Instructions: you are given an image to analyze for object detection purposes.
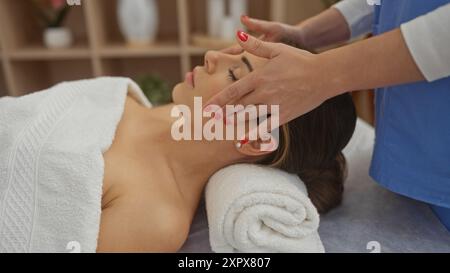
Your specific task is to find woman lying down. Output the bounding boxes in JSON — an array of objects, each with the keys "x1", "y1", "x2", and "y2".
[{"x1": 0, "y1": 48, "x2": 356, "y2": 253}]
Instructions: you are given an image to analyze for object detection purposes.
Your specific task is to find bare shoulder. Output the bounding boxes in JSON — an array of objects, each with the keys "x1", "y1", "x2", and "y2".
[{"x1": 97, "y1": 190, "x2": 191, "y2": 253}]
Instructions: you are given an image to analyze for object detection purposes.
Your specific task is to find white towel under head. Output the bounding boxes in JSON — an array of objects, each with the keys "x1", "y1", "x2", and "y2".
[{"x1": 206, "y1": 164, "x2": 325, "y2": 253}]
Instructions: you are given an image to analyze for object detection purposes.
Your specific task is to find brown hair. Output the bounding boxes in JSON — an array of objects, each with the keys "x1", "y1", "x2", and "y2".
[{"x1": 260, "y1": 93, "x2": 357, "y2": 214}]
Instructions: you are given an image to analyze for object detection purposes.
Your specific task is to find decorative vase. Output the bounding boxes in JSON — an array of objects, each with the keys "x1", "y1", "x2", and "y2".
[
  {"x1": 117, "y1": 0, "x2": 159, "y2": 46},
  {"x1": 220, "y1": 16, "x2": 235, "y2": 41},
  {"x1": 230, "y1": 0, "x2": 248, "y2": 32},
  {"x1": 207, "y1": 0, "x2": 248, "y2": 39},
  {"x1": 207, "y1": 0, "x2": 225, "y2": 38},
  {"x1": 43, "y1": 27, "x2": 73, "y2": 49}
]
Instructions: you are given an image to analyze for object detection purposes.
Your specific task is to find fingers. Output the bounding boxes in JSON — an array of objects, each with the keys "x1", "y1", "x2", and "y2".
[
  {"x1": 225, "y1": 93, "x2": 265, "y2": 120},
  {"x1": 221, "y1": 44, "x2": 244, "y2": 55},
  {"x1": 222, "y1": 16, "x2": 278, "y2": 55},
  {"x1": 241, "y1": 15, "x2": 273, "y2": 34},
  {"x1": 236, "y1": 31, "x2": 281, "y2": 59},
  {"x1": 225, "y1": 104, "x2": 271, "y2": 125},
  {"x1": 203, "y1": 72, "x2": 259, "y2": 112},
  {"x1": 238, "y1": 115, "x2": 281, "y2": 152}
]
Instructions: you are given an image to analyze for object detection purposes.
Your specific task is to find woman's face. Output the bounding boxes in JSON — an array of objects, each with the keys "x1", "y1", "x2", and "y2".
[{"x1": 172, "y1": 51, "x2": 267, "y2": 107}]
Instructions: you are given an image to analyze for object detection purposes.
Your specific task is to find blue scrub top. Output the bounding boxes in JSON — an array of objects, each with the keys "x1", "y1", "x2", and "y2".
[{"x1": 370, "y1": 0, "x2": 450, "y2": 208}]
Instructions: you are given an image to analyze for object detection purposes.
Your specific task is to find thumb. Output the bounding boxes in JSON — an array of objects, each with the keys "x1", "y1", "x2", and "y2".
[
  {"x1": 236, "y1": 31, "x2": 280, "y2": 59},
  {"x1": 241, "y1": 15, "x2": 272, "y2": 34}
]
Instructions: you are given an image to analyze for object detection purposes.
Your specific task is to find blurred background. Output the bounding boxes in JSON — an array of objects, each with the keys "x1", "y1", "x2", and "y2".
[{"x1": 0, "y1": 0, "x2": 373, "y2": 124}]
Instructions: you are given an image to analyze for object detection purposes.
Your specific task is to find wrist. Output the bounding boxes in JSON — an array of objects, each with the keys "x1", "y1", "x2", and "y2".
[
  {"x1": 295, "y1": 23, "x2": 313, "y2": 50},
  {"x1": 296, "y1": 8, "x2": 352, "y2": 50},
  {"x1": 280, "y1": 24, "x2": 309, "y2": 50},
  {"x1": 316, "y1": 51, "x2": 350, "y2": 98}
]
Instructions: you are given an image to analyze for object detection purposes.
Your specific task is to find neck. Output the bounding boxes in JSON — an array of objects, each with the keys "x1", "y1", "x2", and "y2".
[{"x1": 139, "y1": 104, "x2": 244, "y2": 214}]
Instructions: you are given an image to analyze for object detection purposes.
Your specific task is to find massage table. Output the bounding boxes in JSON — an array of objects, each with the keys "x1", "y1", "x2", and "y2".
[{"x1": 180, "y1": 119, "x2": 450, "y2": 253}]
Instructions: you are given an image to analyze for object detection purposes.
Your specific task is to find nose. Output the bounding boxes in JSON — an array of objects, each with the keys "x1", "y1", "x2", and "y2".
[{"x1": 204, "y1": 51, "x2": 219, "y2": 74}]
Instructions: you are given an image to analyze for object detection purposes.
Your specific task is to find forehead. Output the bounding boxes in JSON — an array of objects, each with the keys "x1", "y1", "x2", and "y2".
[{"x1": 241, "y1": 52, "x2": 268, "y2": 69}]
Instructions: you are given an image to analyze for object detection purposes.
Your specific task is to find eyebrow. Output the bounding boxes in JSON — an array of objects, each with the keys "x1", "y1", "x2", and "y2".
[{"x1": 242, "y1": 57, "x2": 253, "y2": 72}]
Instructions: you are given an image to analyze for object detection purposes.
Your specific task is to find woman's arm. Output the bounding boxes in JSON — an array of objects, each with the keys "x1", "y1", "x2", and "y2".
[
  {"x1": 333, "y1": 0, "x2": 375, "y2": 39},
  {"x1": 400, "y1": 3, "x2": 450, "y2": 82},
  {"x1": 205, "y1": 28, "x2": 424, "y2": 127},
  {"x1": 225, "y1": 6, "x2": 353, "y2": 54},
  {"x1": 295, "y1": 8, "x2": 352, "y2": 50},
  {"x1": 206, "y1": 4, "x2": 450, "y2": 127},
  {"x1": 322, "y1": 28, "x2": 425, "y2": 97},
  {"x1": 324, "y1": 2, "x2": 450, "y2": 95}
]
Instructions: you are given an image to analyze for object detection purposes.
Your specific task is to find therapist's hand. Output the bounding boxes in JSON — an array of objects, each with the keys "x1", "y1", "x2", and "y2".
[
  {"x1": 242, "y1": 16, "x2": 306, "y2": 44},
  {"x1": 222, "y1": 16, "x2": 309, "y2": 55},
  {"x1": 205, "y1": 32, "x2": 341, "y2": 129}
]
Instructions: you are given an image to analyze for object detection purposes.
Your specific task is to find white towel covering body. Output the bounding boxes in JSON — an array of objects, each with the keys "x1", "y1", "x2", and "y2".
[{"x1": 0, "y1": 77, "x2": 151, "y2": 253}]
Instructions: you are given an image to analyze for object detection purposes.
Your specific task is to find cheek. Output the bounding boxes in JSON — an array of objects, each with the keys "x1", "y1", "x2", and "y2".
[
  {"x1": 172, "y1": 75, "x2": 229, "y2": 105},
  {"x1": 196, "y1": 77, "x2": 228, "y2": 102}
]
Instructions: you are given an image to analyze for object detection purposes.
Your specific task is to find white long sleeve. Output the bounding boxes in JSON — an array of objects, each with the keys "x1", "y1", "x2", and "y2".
[
  {"x1": 333, "y1": 0, "x2": 375, "y2": 38},
  {"x1": 333, "y1": 0, "x2": 450, "y2": 82},
  {"x1": 400, "y1": 4, "x2": 450, "y2": 82}
]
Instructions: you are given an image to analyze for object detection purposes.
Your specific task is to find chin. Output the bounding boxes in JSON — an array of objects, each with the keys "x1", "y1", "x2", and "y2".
[{"x1": 172, "y1": 83, "x2": 186, "y2": 105}]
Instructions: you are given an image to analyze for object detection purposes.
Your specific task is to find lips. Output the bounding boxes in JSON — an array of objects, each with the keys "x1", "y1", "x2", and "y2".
[{"x1": 185, "y1": 71, "x2": 195, "y2": 88}]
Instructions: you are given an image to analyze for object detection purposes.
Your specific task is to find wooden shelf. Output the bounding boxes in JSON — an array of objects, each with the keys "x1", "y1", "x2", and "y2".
[
  {"x1": 0, "y1": 0, "x2": 329, "y2": 97},
  {"x1": 188, "y1": 46, "x2": 209, "y2": 56},
  {"x1": 8, "y1": 46, "x2": 91, "y2": 60},
  {"x1": 99, "y1": 43, "x2": 182, "y2": 58}
]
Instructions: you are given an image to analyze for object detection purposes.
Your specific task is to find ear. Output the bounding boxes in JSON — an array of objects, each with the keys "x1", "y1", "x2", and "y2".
[{"x1": 236, "y1": 135, "x2": 279, "y2": 157}]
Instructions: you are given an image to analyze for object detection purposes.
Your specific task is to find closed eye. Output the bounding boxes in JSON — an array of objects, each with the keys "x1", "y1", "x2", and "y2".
[
  {"x1": 227, "y1": 57, "x2": 253, "y2": 82},
  {"x1": 228, "y1": 68, "x2": 238, "y2": 82}
]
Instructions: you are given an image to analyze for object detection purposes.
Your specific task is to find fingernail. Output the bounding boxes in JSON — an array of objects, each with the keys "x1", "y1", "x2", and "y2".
[
  {"x1": 237, "y1": 30, "x2": 249, "y2": 42},
  {"x1": 240, "y1": 138, "x2": 249, "y2": 145},
  {"x1": 241, "y1": 15, "x2": 249, "y2": 20}
]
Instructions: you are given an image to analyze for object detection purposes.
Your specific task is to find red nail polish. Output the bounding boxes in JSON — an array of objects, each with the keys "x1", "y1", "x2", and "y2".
[
  {"x1": 237, "y1": 30, "x2": 249, "y2": 42},
  {"x1": 241, "y1": 15, "x2": 249, "y2": 20},
  {"x1": 240, "y1": 138, "x2": 249, "y2": 145}
]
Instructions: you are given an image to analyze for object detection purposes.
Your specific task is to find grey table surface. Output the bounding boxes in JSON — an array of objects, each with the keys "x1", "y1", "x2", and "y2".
[{"x1": 180, "y1": 121, "x2": 450, "y2": 253}]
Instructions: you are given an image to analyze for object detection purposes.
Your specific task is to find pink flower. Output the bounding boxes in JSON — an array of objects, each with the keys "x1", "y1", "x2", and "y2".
[{"x1": 50, "y1": 0, "x2": 65, "y2": 9}]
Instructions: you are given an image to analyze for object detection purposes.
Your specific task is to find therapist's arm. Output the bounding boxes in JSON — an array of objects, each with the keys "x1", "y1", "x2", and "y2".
[
  {"x1": 333, "y1": 0, "x2": 375, "y2": 39},
  {"x1": 226, "y1": 0, "x2": 373, "y2": 52},
  {"x1": 206, "y1": 4, "x2": 450, "y2": 127},
  {"x1": 205, "y1": 30, "x2": 424, "y2": 127},
  {"x1": 322, "y1": 28, "x2": 425, "y2": 96},
  {"x1": 234, "y1": 0, "x2": 374, "y2": 51},
  {"x1": 326, "y1": 3, "x2": 450, "y2": 94},
  {"x1": 294, "y1": 8, "x2": 351, "y2": 50},
  {"x1": 400, "y1": 4, "x2": 450, "y2": 82}
]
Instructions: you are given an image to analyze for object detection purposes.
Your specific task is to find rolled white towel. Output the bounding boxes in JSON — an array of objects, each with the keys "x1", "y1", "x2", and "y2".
[{"x1": 206, "y1": 164, "x2": 325, "y2": 253}]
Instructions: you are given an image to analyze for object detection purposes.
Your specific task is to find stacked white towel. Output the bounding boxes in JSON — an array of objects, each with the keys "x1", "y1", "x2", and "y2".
[
  {"x1": 206, "y1": 164, "x2": 325, "y2": 253},
  {"x1": 0, "y1": 77, "x2": 151, "y2": 253}
]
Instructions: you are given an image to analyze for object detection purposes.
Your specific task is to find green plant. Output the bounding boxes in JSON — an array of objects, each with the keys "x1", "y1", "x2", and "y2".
[
  {"x1": 32, "y1": 0, "x2": 71, "y2": 28},
  {"x1": 137, "y1": 74, "x2": 173, "y2": 106}
]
